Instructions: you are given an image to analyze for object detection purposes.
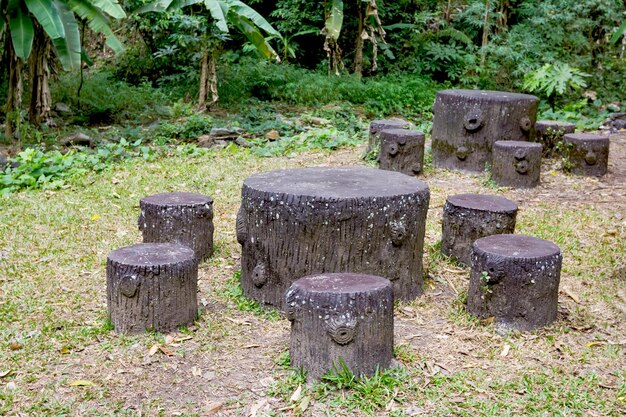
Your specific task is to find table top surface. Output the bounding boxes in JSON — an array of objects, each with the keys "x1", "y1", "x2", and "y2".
[
  {"x1": 474, "y1": 234, "x2": 561, "y2": 258},
  {"x1": 244, "y1": 166, "x2": 429, "y2": 199}
]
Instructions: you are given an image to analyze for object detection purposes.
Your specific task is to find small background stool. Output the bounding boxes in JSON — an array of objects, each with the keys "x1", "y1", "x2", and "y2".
[
  {"x1": 562, "y1": 133, "x2": 609, "y2": 177},
  {"x1": 467, "y1": 234, "x2": 562, "y2": 332},
  {"x1": 441, "y1": 193, "x2": 518, "y2": 266},
  {"x1": 138, "y1": 192, "x2": 214, "y2": 260},
  {"x1": 286, "y1": 273, "x2": 394, "y2": 381},
  {"x1": 366, "y1": 119, "x2": 411, "y2": 155},
  {"x1": 492, "y1": 141, "x2": 542, "y2": 188},
  {"x1": 379, "y1": 129, "x2": 426, "y2": 175},
  {"x1": 107, "y1": 243, "x2": 198, "y2": 334},
  {"x1": 534, "y1": 120, "x2": 575, "y2": 157}
]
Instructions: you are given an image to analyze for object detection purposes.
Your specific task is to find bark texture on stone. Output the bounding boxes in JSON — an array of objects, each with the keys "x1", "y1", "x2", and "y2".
[
  {"x1": 492, "y1": 141, "x2": 542, "y2": 188},
  {"x1": 107, "y1": 243, "x2": 198, "y2": 334},
  {"x1": 139, "y1": 192, "x2": 214, "y2": 260},
  {"x1": 432, "y1": 89, "x2": 539, "y2": 172},
  {"x1": 441, "y1": 194, "x2": 518, "y2": 266},
  {"x1": 563, "y1": 133, "x2": 610, "y2": 177},
  {"x1": 379, "y1": 129, "x2": 426, "y2": 176},
  {"x1": 286, "y1": 273, "x2": 394, "y2": 381},
  {"x1": 534, "y1": 120, "x2": 575, "y2": 157},
  {"x1": 238, "y1": 166, "x2": 430, "y2": 308},
  {"x1": 467, "y1": 234, "x2": 562, "y2": 332},
  {"x1": 367, "y1": 119, "x2": 411, "y2": 154}
]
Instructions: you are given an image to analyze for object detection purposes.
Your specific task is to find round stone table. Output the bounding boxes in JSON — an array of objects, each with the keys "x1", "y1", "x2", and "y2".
[{"x1": 236, "y1": 166, "x2": 430, "y2": 308}]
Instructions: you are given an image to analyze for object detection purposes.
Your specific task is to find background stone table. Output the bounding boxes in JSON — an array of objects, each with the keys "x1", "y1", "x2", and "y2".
[
  {"x1": 237, "y1": 166, "x2": 430, "y2": 308},
  {"x1": 432, "y1": 89, "x2": 539, "y2": 172}
]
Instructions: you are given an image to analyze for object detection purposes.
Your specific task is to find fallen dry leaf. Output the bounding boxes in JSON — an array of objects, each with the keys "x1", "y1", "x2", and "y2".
[
  {"x1": 296, "y1": 396, "x2": 310, "y2": 413},
  {"x1": 191, "y1": 366, "x2": 202, "y2": 377},
  {"x1": 148, "y1": 344, "x2": 159, "y2": 356},
  {"x1": 205, "y1": 402, "x2": 223, "y2": 415},
  {"x1": 290, "y1": 384, "x2": 302, "y2": 402},
  {"x1": 69, "y1": 380, "x2": 95, "y2": 387},
  {"x1": 561, "y1": 288, "x2": 580, "y2": 303},
  {"x1": 159, "y1": 345, "x2": 174, "y2": 356},
  {"x1": 243, "y1": 344, "x2": 260, "y2": 349},
  {"x1": 500, "y1": 344, "x2": 511, "y2": 357},
  {"x1": 0, "y1": 370, "x2": 11, "y2": 378}
]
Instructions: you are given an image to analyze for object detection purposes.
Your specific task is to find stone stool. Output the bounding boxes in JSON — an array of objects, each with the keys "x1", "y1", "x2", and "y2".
[
  {"x1": 492, "y1": 141, "x2": 542, "y2": 188},
  {"x1": 366, "y1": 119, "x2": 411, "y2": 154},
  {"x1": 441, "y1": 194, "x2": 518, "y2": 266},
  {"x1": 107, "y1": 243, "x2": 198, "y2": 334},
  {"x1": 237, "y1": 166, "x2": 430, "y2": 308},
  {"x1": 534, "y1": 120, "x2": 575, "y2": 157},
  {"x1": 286, "y1": 273, "x2": 394, "y2": 380},
  {"x1": 432, "y1": 90, "x2": 539, "y2": 172},
  {"x1": 563, "y1": 133, "x2": 610, "y2": 177},
  {"x1": 138, "y1": 192, "x2": 214, "y2": 260},
  {"x1": 378, "y1": 129, "x2": 426, "y2": 175},
  {"x1": 467, "y1": 234, "x2": 562, "y2": 332}
]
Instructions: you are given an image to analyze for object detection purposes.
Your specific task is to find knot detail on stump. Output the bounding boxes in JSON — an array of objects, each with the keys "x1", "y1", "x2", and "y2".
[
  {"x1": 390, "y1": 220, "x2": 407, "y2": 246},
  {"x1": 515, "y1": 160, "x2": 529, "y2": 174},
  {"x1": 252, "y1": 263, "x2": 268, "y2": 288},
  {"x1": 411, "y1": 163, "x2": 422, "y2": 174},
  {"x1": 119, "y1": 275, "x2": 140, "y2": 298},
  {"x1": 325, "y1": 315, "x2": 358, "y2": 345},
  {"x1": 584, "y1": 150, "x2": 597, "y2": 165},
  {"x1": 236, "y1": 206, "x2": 248, "y2": 245},
  {"x1": 387, "y1": 142, "x2": 399, "y2": 156},
  {"x1": 456, "y1": 146, "x2": 470, "y2": 161},
  {"x1": 463, "y1": 109, "x2": 484, "y2": 132},
  {"x1": 519, "y1": 116, "x2": 532, "y2": 132}
]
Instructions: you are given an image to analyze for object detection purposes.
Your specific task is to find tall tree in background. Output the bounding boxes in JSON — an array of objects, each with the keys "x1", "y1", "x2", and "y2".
[
  {"x1": 138, "y1": 0, "x2": 280, "y2": 111},
  {"x1": 1, "y1": 0, "x2": 126, "y2": 139}
]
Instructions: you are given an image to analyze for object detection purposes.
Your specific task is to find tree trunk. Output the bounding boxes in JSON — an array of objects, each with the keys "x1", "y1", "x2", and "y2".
[
  {"x1": 5, "y1": 31, "x2": 23, "y2": 140},
  {"x1": 480, "y1": 0, "x2": 490, "y2": 66},
  {"x1": 198, "y1": 48, "x2": 219, "y2": 112},
  {"x1": 354, "y1": 5, "x2": 364, "y2": 78},
  {"x1": 28, "y1": 24, "x2": 53, "y2": 126}
]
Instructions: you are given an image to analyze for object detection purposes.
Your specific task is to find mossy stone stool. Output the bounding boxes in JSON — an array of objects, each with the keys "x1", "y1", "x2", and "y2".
[
  {"x1": 378, "y1": 129, "x2": 426, "y2": 176},
  {"x1": 492, "y1": 141, "x2": 543, "y2": 188},
  {"x1": 138, "y1": 192, "x2": 214, "y2": 260},
  {"x1": 467, "y1": 234, "x2": 562, "y2": 332},
  {"x1": 237, "y1": 166, "x2": 430, "y2": 309},
  {"x1": 107, "y1": 243, "x2": 198, "y2": 334},
  {"x1": 563, "y1": 133, "x2": 610, "y2": 177},
  {"x1": 534, "y1": 120, "x2": 575, "y2": 157},
  {"x1": 441, "y1": 193, "x2": 518, "y2": 266},
  {"x1": 366, "y1": 119, "x2": 411, "y2": 154},
  {"x1": 286, "y1": 273, "x2": 394, "y2": 381}
]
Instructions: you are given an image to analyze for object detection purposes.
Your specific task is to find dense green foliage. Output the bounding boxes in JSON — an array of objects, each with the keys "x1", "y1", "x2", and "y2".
[{"x1": 2, "y1": 0, "x2": 626, "y2": 194}]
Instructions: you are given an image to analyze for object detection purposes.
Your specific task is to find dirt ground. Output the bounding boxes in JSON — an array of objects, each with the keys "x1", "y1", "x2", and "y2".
[{"x1": 3, "y1": 133, "x2": 626, "y2": 416}]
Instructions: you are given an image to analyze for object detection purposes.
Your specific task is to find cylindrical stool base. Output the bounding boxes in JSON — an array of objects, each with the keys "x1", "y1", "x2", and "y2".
[
  {"x1": 563, "y1": 133, "x2": 609, "y2": 177},
  {"x1": 492, "y1": 141, "x2": 542, "y2": 188},
  {"x1": 287, "y1": 273, "x2": 394, "y2": 381}
]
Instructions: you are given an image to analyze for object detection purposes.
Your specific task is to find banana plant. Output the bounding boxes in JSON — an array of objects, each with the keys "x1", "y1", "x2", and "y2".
[
  {"x1": 137, "y1": 0, "x2": 281, "y2": 110},
  {"x1": 1, "y1": 0, "x2": 126, "y2": 138}
]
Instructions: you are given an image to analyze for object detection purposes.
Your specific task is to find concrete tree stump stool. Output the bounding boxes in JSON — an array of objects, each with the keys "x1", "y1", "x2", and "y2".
[
  {"x1": 107, "y1": 243, "x2": 198, "y2": 334},
  {"x1": 467, "y1": 234, "x2": 562, "y2": 332},
  {"x1": 237, "y1": 166, "x2": 430, "y2": 308},
  {"x1": 286, "y1": 273, "x2": 394, "y2": 380},
  {"x1": 378, "y1": 129, "x2": 426, "y2": 175},
  {"x1": 432, "y1": 90, "x2": 539, "y2": 172},
  {"x1": 366, "y1": 119, "x2": 411, "y2": 154},
  {"x1": 492, "y1": 141, "x2": 542, "y2": 188},
  {"x1": 563, "y1": 133, "x2": 610, "y2": 177},
  {"x1": 441, "y1": 194, "x2": 518, "y2": 266},
  {"x1": 534, "y1": 120, "x2": 575, "y2": 157},
  {"x1": 138, "y1": 192, "x2": 214, "y2": 260}
]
